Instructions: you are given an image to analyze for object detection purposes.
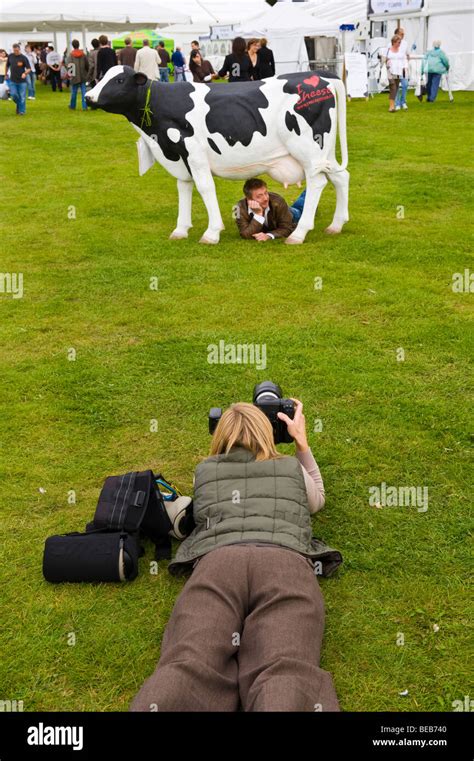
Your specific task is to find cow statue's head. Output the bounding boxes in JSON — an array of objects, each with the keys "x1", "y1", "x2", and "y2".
[{"x1": 86, "y1": 65, "x2": 148, "y2": 113}]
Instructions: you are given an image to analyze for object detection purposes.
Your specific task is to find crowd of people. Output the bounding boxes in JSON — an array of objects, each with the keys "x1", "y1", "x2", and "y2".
[
  {"x1": 0, "y1": 35, "x2": 276, "y2": 116},
  {"x1": 382, "y1": 26, "x2": 450, "y2": 112},
  {"x1": 1, "y1": 30, "x2": 451, "y2": 117}
]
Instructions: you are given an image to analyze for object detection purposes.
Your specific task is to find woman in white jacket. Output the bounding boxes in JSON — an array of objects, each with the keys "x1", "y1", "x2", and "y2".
[{"x1": 383, "y1": 35, "x2": 407, "y2": 112}]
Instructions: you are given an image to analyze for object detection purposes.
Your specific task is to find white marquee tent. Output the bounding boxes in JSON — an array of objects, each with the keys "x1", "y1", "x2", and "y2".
[
  {"x1": 368, "y1": 0, "x2": 473, "y2": 90},
  {"x1": 305, "y1": 0, "x2": 368, "y2": 26},
  {"x1": 0, "y1": 0, "x2": 190, "y2": 50},
  {"x1": 237, "y1": 3, "x2": 352, "y2": 74},
  {"x1": 0, "y1": 0, "x2": 269, "y2": 54}
]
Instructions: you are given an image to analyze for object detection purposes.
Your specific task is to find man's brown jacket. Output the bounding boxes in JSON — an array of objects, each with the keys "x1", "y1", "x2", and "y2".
[{"x1": 235, "y1": 191, "x2": 296, "y2": 240}]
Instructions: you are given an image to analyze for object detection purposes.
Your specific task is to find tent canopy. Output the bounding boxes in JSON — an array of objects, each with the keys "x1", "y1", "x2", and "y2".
[
  {"x1": 0, "y1": 1, "x2": 190, "y2": 32},
  {"x1": 305, "y1": 0, "x2": 368, "y2": 26},
  {"x1": 238, "y1": 3, "x2": 341, "y2": 39}
]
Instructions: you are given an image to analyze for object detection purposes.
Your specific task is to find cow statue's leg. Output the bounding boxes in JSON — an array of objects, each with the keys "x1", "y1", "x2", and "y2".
[
  {"x1": 325, "y1": 169, "x2": 350, "y2": 235},
  {"x1": 286, "y1": 170, "x2": 328, "y2": 245},
  {"x1": 169, "y1": 179, "x2": 194, "y2": 240},
  {"x1": 188, "y1": 159, "x2": 225, "y2": 244}
]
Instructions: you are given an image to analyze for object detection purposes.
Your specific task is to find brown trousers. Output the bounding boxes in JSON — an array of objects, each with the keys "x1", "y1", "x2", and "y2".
[{"x1": 130, "y1": 544, "x2": 340, "y2": 712}]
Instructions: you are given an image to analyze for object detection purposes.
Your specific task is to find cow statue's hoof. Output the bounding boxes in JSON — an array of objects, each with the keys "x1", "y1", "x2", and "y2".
[
  {"x1": 325, "y1": 225, "x2": 342, "y2": 235},
  {"x1": 199, "y1": 235, "x2": 219, "y2": 245},
  {"x1": 169, "y1": 229, "x2": 189, "y2": 240},
  {"x1": 285, "y1": 235, "x2": 304, "y2": 245}
]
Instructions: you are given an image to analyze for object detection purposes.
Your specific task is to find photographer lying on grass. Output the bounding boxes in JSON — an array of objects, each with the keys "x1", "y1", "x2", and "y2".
[{"x1": 130, "y1": 399, "x2": 340, "y2": 712}]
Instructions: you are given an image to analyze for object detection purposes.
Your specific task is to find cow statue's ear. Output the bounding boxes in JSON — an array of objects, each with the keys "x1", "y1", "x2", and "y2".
[{"x1": 134, "y1": 72, "x2": 148, "y2": 87}]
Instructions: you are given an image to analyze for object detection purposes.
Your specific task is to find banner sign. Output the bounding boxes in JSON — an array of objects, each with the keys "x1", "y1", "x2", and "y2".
[
  {"x1": 368, "y1": 0, "x2": 424, "y2": 13},
  {"x1": 345, "y1": 53, "x2": 368, "y2": 98}
]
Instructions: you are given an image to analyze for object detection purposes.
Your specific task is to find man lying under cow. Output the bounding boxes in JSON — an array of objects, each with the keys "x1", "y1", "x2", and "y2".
[
  {"x1": 235, "y1": 178, "x2": 308, "y2": 242},
  {"x1": 85, "y1": 65, "x2": 349, "y2": 244}
]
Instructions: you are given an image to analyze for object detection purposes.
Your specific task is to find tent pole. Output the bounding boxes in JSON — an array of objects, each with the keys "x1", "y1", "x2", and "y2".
[
  {"x1": 82, "y1": 27, "x2": 87, "y2": 51},
  {"x1": 341, "y1": 30, "x2": 346, "y2": 84}
]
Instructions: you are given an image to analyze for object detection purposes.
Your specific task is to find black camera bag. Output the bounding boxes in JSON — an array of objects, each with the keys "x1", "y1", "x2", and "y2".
[
  {"x1": 86, "y1": 470, "x2": 174, "y2": 560},
  {"x1": 43, "y1": 470, "x2": 183, "y2": 584},
  {"x1": 43, "y1": 529, "x2": 140, "y2": 583}
]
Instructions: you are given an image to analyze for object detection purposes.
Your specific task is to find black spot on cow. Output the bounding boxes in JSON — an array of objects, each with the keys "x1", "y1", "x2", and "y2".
[
  {"x1": 131, "y1": 81, "x2": 196, "y2": 172},
  {"x1": 279, "y1": 71, "x2": 337, "y2": 148},
  {"x1": 285, "y1": 110, "x2": 300, "y2": 135},
  {"x1": 204, "y1": 81, "x2": 269, "y2": 148},
  {"x1": 208, "y1": 138, "x2": 221, "y2": 154}
]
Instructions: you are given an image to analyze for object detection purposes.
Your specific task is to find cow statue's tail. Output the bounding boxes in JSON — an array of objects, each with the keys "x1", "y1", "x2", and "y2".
[{"x1": 332, "y1": 78, "x2": 348, "y2": 172}]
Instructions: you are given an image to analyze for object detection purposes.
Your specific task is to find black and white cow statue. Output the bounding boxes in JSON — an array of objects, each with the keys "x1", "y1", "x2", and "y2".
[{"x1": 86, "y1": 66, "x2": 349, "y2": 245}]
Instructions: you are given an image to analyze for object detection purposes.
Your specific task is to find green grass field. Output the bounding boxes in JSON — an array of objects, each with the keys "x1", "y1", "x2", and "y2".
[{"x1": 0, "y1": 83, "x2": 472, "y2": 712}]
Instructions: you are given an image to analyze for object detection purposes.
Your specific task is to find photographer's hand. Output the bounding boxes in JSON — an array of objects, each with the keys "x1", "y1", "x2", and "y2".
[{"x1": 277, "y1": 398, "x2": 309, "y2": 452}]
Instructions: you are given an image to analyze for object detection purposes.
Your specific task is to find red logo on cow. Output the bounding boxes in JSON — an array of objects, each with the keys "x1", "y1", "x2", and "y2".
[{"x1": 295, "y1": 75, "x2": 334, "y2": 111}]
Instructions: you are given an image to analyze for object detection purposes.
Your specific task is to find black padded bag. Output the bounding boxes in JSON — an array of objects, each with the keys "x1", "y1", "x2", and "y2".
[
  {"x1": 43, "y1": 469, "x2": 186, "y2": 583},
  {"x1": 89, "y1": 470, "x2": 173, "y2": 560},
  {"x1": 43, "y1": 530, "x2": 140, "y2": 583}
]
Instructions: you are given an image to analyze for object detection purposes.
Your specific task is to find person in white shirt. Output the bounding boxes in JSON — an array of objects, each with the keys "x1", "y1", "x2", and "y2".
[
  {"x1": 24, "y1": 44, "x2": 36, "y2": 99},
  {"x1": 394, "y1": 26, "x2": 410, "y2": 110},
  {"x1": 383, "y1": 35, "x2": 407, "y2": 112},
  {"x1": 46, "y1": 45, "x2": 62, "y2": 92},
  {"x1": 134, "y1": 39, "x2": 160, "y2": 81}
]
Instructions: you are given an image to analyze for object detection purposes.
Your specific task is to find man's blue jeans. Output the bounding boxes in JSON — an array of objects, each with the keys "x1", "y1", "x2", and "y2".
[
  {"x1": 289, "y1": 189, "x2": 306, "y2": 222},
  {"x1": 427, "y1": 73, "x2": 442, "y2": 102},
  {"x1": 9, "y1": 81, "x2": 27, "y2": 114},
  {"x1": 159, "y1": 67, "x2": 170, "y2": 82},
  {"x1": 26, "y1": 72, "x2": 36, "y2": 97},
  {"x1": 70, "y1": 82, "x2": 87, "y2": 109},
  {"x1": 395, "y1": 76, "x2": 408, "y2": 106}
]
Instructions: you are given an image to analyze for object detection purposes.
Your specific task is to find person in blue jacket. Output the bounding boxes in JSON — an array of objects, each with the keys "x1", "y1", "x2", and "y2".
[
  {"x1": 422, "y1": 41, "x2": 450, "y2": 103},
  {"x1": 171, "y1": 46, "x2": 186, "y2": 82}
]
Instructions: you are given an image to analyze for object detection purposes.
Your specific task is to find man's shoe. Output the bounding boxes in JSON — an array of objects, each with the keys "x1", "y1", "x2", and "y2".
[
  {"x1": 402, "y1": 103, "x2": 408, "y2": 110},
  {"x1": 395, "y1": 105, "x2": 401, "y2": 111}
]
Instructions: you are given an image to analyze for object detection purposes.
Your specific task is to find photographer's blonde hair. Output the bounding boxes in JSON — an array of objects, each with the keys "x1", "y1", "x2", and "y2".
[{"x1": 210, "y1": 402, "x2": 283, "y2": 461}]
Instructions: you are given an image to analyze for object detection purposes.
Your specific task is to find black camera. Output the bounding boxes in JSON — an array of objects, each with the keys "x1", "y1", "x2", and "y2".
[{"x1": 209, "y1": 381, "x2": 295, "y2": 444}]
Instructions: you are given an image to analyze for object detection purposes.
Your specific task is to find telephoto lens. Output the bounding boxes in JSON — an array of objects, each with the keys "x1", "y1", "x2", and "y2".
[{"x1": 253, "y1": 381, "x2": 295, "y2": 444}]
